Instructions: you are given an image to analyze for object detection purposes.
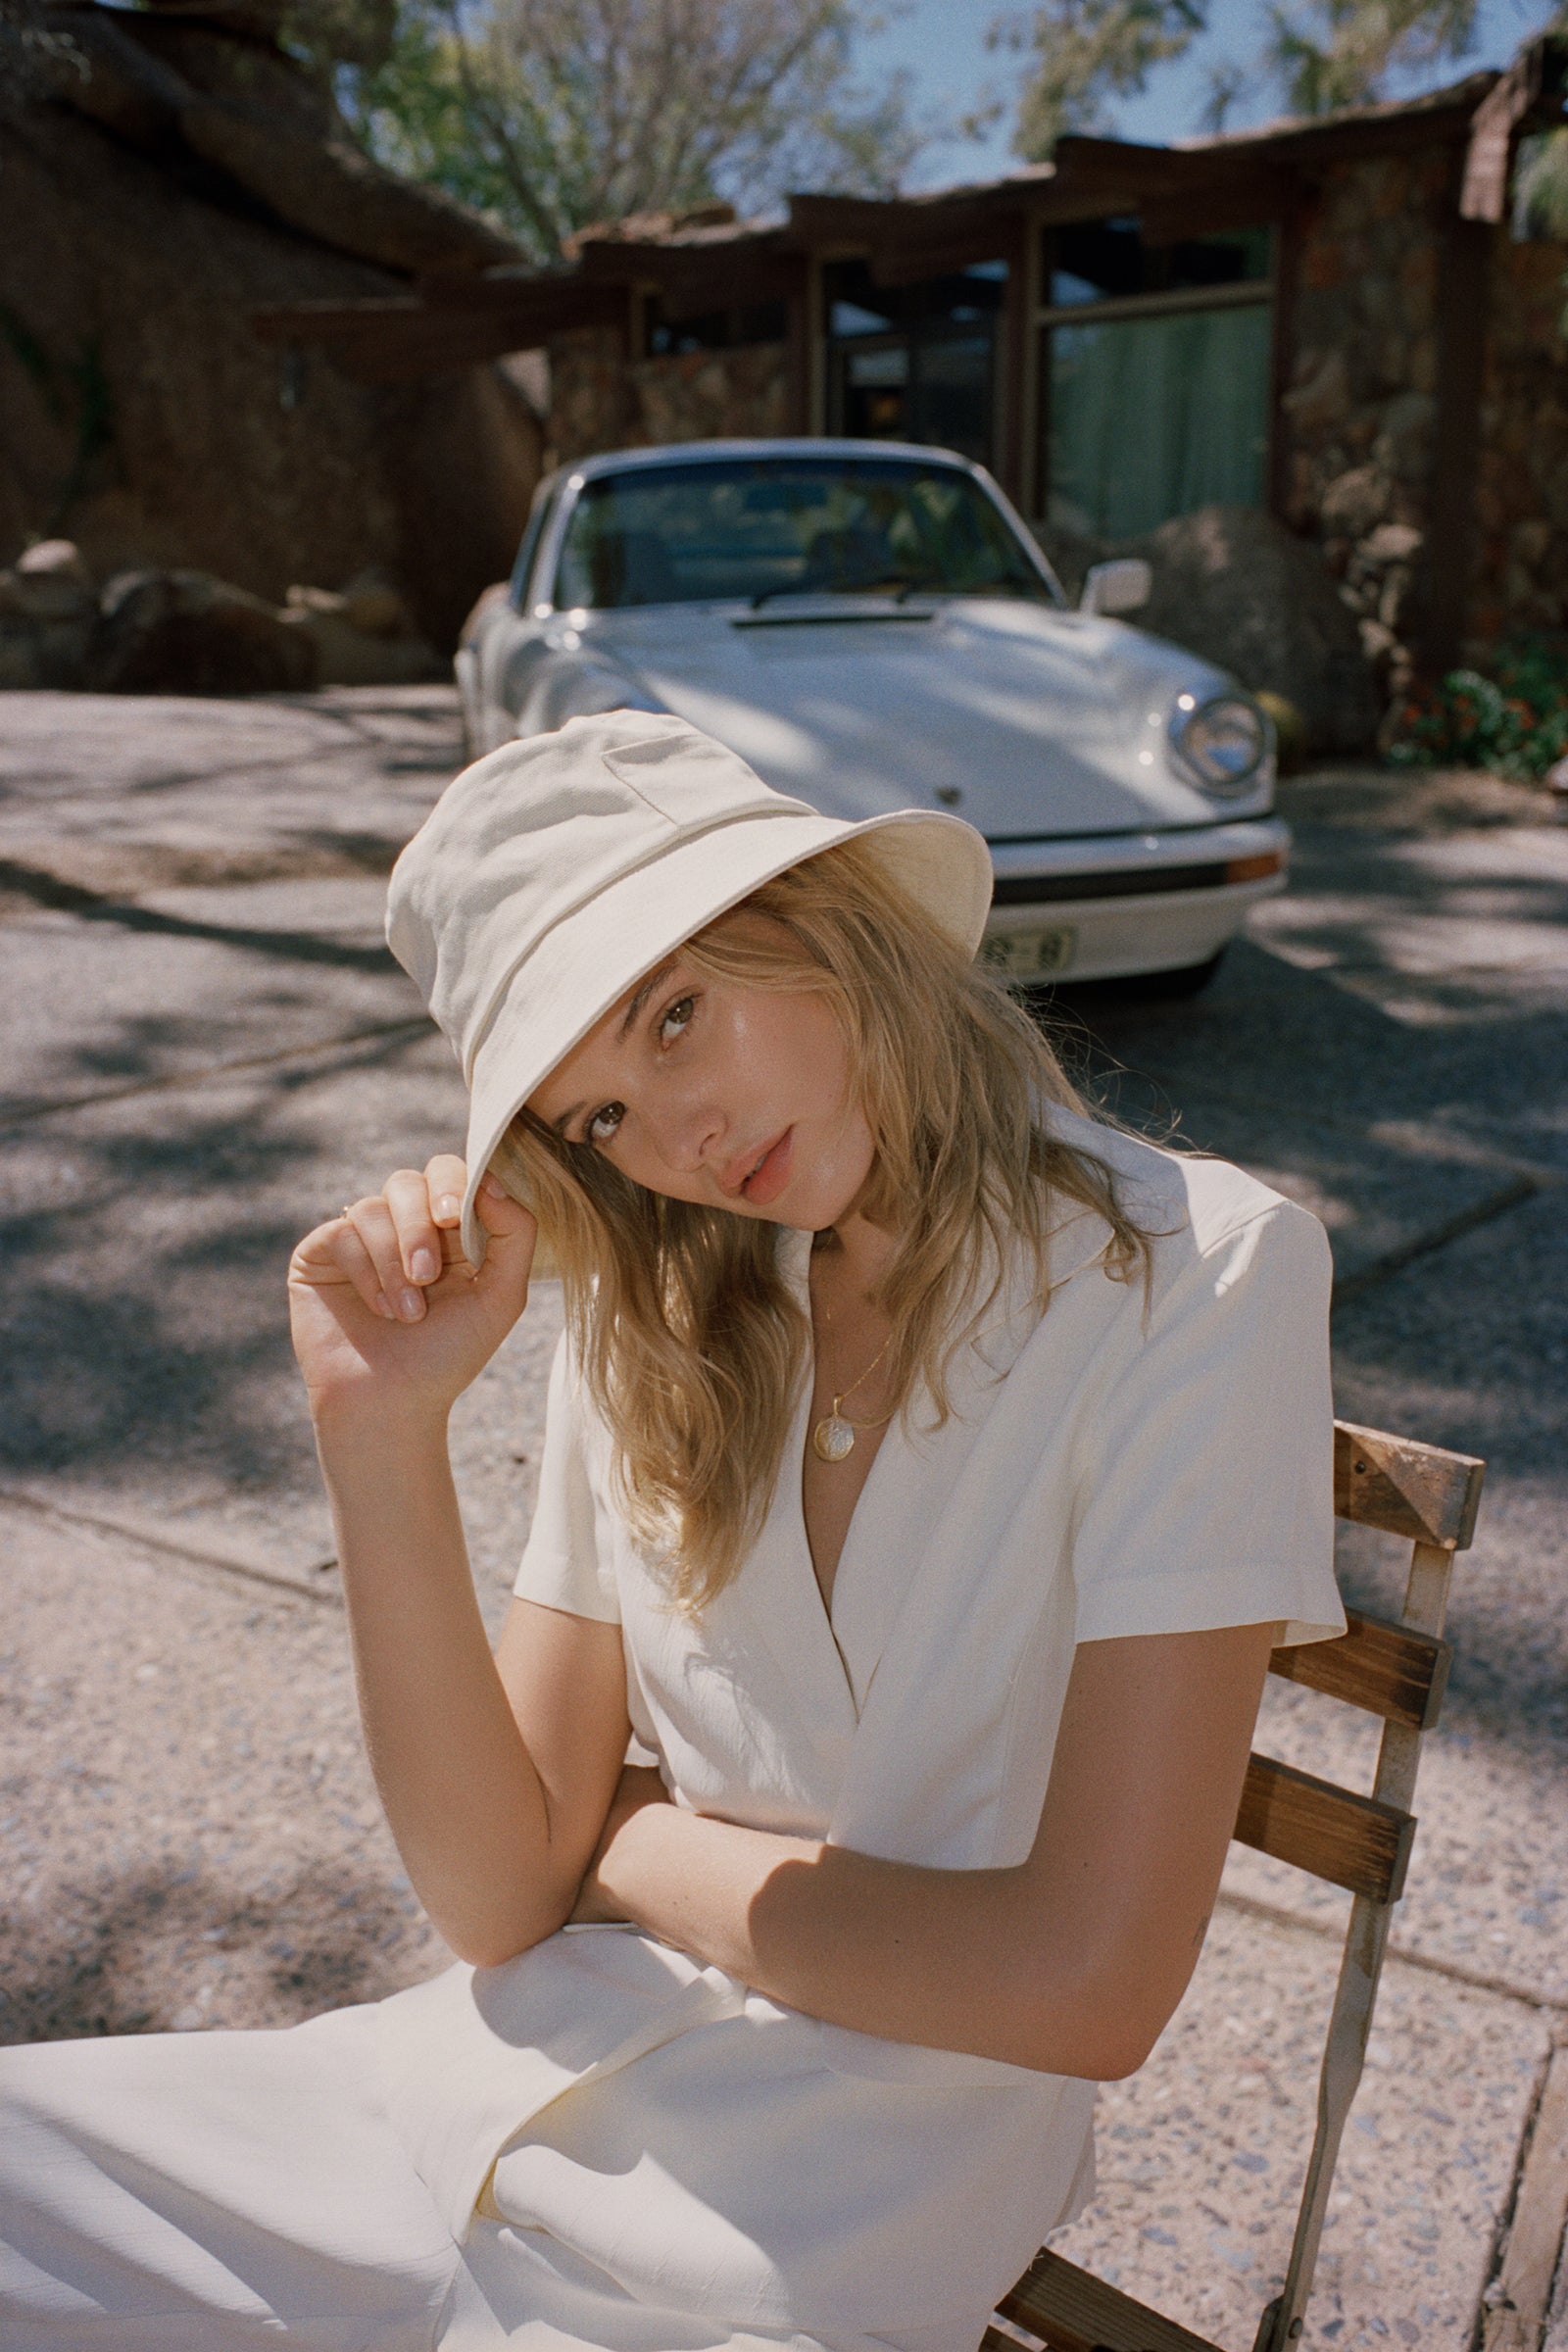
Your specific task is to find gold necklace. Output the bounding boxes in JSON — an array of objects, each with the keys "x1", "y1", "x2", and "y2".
[{"x1": 811, "y1": 1331, "x2": 893, "y2": 1464}]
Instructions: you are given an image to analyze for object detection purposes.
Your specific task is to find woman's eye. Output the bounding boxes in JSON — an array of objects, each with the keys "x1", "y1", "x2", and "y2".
[
  {"x1": 659, "y1": 996, "x2": 695, "y2": 1044},
  {"x1": 585, "y1": 1102, "x2": 624, "y2": 1145}
]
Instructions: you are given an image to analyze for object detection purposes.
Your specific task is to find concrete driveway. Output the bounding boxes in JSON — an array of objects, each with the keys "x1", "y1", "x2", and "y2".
[{"x1": 2, "y1": 689, "x2": 1564, "y2": 2352}]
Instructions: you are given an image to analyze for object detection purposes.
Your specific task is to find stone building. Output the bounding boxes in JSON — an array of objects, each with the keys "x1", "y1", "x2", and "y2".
[{"x1": 265, "y1": 37, "x2": 1568, "y2": 709}]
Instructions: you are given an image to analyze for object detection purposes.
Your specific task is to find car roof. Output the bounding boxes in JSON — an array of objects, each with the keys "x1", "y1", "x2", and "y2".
[{"x1": 557, "y1": 438, "x2": 985, "y2": 484}]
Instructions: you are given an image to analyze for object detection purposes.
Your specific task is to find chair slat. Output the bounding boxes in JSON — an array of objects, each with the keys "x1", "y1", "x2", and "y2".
[
  {"x1": 1268, "y1": 1608, "x2": 1451, "y2": 1731},
  {"x1": 1234, "y1": 1753, "x2": 1416, "y2": 1902},
  {"x1": 1333, "y1": 1419, "x2": 1484, "y2": 1549},
  {"x1": 998, "y1": 2249, "x2": 1223, "y2": 2352}
]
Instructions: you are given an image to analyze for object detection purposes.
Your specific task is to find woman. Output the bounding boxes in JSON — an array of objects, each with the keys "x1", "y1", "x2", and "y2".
[{"x1": 0, "y1": 710, "x2": 1343, "y2": 2351}]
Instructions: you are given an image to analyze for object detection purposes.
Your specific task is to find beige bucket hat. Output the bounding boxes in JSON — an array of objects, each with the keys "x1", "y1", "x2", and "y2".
[{"x1": 386, "y1": 710, "x2": 993, "y2": 1264}]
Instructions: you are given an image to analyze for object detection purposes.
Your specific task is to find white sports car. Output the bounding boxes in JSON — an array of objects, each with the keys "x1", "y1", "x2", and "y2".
[{"x1": 457, "y1": 438, "x2": 1288, "y2": 995}]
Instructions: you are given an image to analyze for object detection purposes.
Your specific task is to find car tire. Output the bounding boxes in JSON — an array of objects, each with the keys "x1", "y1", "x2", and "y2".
[{"x1": 1136, "y1": 947, "x2": 1228, "y2": 1001}]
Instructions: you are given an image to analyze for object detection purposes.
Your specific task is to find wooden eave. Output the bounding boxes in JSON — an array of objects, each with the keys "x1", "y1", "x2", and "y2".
[{"x1": 251, "y1": 51, "x2": 1561, "y2": 383}]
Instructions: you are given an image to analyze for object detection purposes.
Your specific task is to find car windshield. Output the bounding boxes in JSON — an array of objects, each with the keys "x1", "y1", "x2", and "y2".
[{"x1": 550, "y1": 457, "x2": 1055, "y2": 611}]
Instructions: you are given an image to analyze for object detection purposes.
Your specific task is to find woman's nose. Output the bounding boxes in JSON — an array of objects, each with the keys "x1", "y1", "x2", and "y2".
[{"x1": 645, "y1": 1087, "x2": 724, "y2": 1174}]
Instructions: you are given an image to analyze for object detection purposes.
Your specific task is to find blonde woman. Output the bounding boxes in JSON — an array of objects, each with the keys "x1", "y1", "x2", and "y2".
[{"x1": 0, "y1": 712, "x2": 1343, "y2": 2352}]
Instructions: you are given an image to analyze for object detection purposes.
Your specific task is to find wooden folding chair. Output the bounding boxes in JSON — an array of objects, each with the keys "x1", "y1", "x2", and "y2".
[{"x1": 983, "y1": 1416, "x2": 1487, "y2": 2352}]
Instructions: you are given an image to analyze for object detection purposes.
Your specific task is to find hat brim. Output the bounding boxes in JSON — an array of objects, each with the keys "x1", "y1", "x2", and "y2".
[{"x1": 457, "y1": 805, "x2": 991, "y2": 1265}]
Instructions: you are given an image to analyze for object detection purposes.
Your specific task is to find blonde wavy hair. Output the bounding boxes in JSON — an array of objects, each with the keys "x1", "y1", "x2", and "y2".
[{"x1": 492, "y1": 836, "x2": 1153, "y2": 1610}]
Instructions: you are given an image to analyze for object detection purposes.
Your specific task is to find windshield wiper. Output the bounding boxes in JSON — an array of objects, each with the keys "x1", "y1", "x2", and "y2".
[{"x1": 752, "y1": 573, "x2": 939, "y2": 609}]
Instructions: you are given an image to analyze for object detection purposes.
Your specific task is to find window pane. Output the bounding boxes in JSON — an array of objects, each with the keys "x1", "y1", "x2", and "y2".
[
  {"x1": 823, "y1": 259, "x2": 1006, "y2": 337},
  {"x1": 1047, "y1": 303, "x2": 1272, "y2": 540},
  {"x1": 1048, "y1": 219, "x2": 1271, "y2": 307},
  {"x1": 916, "y1": 333, "x2": 993, "y2": 466}
]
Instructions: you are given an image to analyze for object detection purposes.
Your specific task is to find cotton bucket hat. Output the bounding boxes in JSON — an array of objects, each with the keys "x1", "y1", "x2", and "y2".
[{"x1": 386, "y1": 710, "x2": 993, "y2": 1264}]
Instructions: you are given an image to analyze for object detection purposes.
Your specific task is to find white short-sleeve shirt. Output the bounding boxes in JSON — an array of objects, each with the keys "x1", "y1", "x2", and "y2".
[{"x1": 375, "y1": 1114, "x2": 1345, "y2": 2351}]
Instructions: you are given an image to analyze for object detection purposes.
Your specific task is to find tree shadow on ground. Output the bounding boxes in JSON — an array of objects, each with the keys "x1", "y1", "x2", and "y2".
[
  {"x1": 0, "y1": 1024, "x2": 448, "y2": 1498},
  {"x1": 0, "y1": 1859, "x2": 435, "y2": 2044}
]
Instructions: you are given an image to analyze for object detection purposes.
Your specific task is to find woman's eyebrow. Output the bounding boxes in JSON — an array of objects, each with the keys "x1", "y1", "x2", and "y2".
[{"x1": 617, "y1": 956, "x2": 679, "y2": 1041}]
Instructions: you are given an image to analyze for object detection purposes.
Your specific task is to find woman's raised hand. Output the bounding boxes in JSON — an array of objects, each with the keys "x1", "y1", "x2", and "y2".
[{"x1": 288, "y1": 1152, "x2": 537, "y2": 1426}]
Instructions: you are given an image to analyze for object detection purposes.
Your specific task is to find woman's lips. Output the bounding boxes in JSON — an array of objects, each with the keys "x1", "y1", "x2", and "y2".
[{"x1": 740, "y1": 1127, "x2": 794, "y2": 1207}]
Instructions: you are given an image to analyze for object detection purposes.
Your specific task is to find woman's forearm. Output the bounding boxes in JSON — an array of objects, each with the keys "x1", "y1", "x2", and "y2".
[
  {"x1": 316, "y1": 1399, "x2": 576, "y2": 1962},
  {"x1": 590, "y1": 1804, "x2": 1140, "y2": 2079}
]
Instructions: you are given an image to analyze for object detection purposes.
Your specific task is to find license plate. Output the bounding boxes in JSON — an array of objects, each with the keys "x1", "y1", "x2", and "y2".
[{"x1": 981, "y1": 925, "x2": 1077, "y2": 980}]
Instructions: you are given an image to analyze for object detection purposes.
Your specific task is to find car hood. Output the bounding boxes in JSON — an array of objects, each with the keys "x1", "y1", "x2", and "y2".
[{"x1": 574, "y1": 597, "x2": 1252, "y2": 838}]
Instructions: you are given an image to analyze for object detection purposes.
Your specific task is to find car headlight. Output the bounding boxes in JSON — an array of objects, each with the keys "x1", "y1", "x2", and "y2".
[{"x1": 1169, "y1": 694, "x2": 1270, "y2": 795}]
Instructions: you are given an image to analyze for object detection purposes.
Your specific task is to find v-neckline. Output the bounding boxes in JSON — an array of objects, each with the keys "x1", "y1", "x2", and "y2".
[{"x1": 789, "y1": 1248, "x2": 902, "y2": 1715}]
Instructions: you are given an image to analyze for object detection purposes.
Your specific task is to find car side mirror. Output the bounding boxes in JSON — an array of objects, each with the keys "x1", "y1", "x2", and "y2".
[{"x1": 1080, "y1": 558, "x2": 1152, "y2": 616}]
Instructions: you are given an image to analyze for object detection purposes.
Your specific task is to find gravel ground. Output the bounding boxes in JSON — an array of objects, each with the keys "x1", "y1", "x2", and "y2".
[{"x1": 1, "y1": 689, "x2": 1564, "y2": 2351}]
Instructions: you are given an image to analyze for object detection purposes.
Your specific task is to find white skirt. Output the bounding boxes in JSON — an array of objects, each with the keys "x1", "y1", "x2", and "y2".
[{"x1": 0, "y1": 2000, "x2": 1006, "y2": 2352}]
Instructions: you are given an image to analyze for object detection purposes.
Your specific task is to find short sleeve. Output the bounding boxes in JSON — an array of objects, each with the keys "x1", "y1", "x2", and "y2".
[
  {"x1": 513, "y1": 1333, "x2": 620, "y2": 1623},
  {"x1": 1070, "y1": 1200, "x2": 1345, "y2": 1649}
]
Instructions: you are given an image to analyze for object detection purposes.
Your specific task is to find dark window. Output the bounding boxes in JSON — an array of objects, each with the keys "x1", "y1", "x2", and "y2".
[
  {"x1": 823, "y1": 258, "x2": 1006, "y2": 466},
  {"x1": 1047, "y1": 220, "x2": 1271, "y2": 309},
  {"x1": 824, "y1": 258, "x2": 1007, "y2": 337},
  {"x1": 644, "y1": 298, "x2": 787, "y2": 357}
]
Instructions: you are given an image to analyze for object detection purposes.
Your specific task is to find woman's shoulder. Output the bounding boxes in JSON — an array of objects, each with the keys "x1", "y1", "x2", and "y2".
[{"x1": 1042, "y1": 1102, "x2": 1321, "y2": 1275}]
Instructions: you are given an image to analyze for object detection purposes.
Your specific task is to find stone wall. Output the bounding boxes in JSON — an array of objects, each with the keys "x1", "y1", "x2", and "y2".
[
  {"x1": 1277, "y1": 148, "x2": 1448, "y2": 708},
  {"x1": 544, "y1": 327, "x2": 789, "y2": 467},
  {"x1": 1472, "y1": 233, "x2": 1568, "y2": 647},
  {"x1": 1278, "y1": 142, "x2": 1568, "y2": 693}
]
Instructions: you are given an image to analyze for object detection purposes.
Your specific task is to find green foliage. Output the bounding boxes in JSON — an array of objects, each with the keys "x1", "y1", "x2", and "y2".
[
  {"x1": 335, "y1": 0, "x2": 927, "y2": 265},
  {"x1": 1514, "y1": 125, "x2": 1568, "y2": 238},
  {"x1": 991, "y1": 0, "x2": 1485, "y2": 158},
  {"x1": 1255, "y1": 0, "x2": 1479, "y2": 118},
  {"x1": 1388, "y1": 642, "x2": 1568, "y2": 783},
  {"x1": 993, "y1": 0, "x2": 1203, "y2": 156}
]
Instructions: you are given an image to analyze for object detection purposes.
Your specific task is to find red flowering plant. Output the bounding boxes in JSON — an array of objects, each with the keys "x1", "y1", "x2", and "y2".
[{"x1": 1389, "y1": 640, "x2": 1568, "y2": 782}]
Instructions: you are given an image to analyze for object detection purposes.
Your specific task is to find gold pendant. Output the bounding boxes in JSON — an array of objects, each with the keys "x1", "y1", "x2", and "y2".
[{"x1": 812, "y1": 1413, "x2": 856, "y2": 1463}]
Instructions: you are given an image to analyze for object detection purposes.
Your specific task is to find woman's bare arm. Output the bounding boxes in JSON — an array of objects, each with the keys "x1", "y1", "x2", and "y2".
[
  {"x1": 579, "y1": 1621, "x2": 1273, "y2": 2078},
  {"x1": 289, "y1": 1156, "x2": 629, "y2": 1966}
]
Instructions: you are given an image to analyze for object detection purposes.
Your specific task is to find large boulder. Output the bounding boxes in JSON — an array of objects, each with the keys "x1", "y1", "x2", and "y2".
[
  {"x1": 90, "y1": 568, "x2": 318, "y2": 694},
  {"x1": 280, "y1": 567, "x2": 442, "y2": 685},
  {"x1": 1125, "y1": 506, "x2": 1380, "y2": 756},
  {"x1": 4, "y1": 22, "x2": 540, "y2": 647}
]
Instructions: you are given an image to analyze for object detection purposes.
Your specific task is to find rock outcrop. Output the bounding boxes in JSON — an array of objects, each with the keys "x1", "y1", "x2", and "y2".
[
  {"x1": 1129, "y1": 506, "x2": 1381, "y2": 756},
  {"x1": 1036, "y1": 506, "x2": 1380, "y2": 756},
  {"x1": 43, "y1": 4, "x2": 517, "y2": 276},
  {"x1": 1, "y1": 3, "x2": 540, "y2": 652}
]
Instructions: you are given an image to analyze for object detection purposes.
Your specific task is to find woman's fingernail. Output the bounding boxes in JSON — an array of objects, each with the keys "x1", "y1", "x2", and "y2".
[
  {"x1": 410, "y1": 1247, "x2": 438, "y2": 1284},
  {"x1": 434, "y1": 1194, "x2": 461, "y2": 1221},
  {"x1": 373, "y1": 1294, "x2": 394, "y2": 1320},
  {"x1": 480, "y1": 1173, "x2": 505, "y2": 1199},
  {"x1": 398, "y1": 1288, "x2": 424, "y2": 1321}
]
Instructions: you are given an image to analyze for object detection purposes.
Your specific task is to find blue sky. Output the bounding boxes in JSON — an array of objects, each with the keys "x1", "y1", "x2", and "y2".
[{"x1": 859, "y1": 0, "x2": 1550, "y2": 186}]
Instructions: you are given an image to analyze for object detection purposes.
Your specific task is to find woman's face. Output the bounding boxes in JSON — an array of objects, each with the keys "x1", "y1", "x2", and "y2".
[{"x1": 526, "y1": 919, "x2": 874, "y2": 1230}]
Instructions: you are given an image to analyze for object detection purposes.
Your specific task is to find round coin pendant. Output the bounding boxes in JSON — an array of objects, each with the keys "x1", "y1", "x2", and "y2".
[{"x1": 812, "y1": 1414, "x2": 857, "y2": 1464}]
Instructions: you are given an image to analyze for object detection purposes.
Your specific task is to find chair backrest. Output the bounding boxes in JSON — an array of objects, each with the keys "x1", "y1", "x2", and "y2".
[{"x1": 988, "y1": 1417, "x2": 1486, "y2": 2352}]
